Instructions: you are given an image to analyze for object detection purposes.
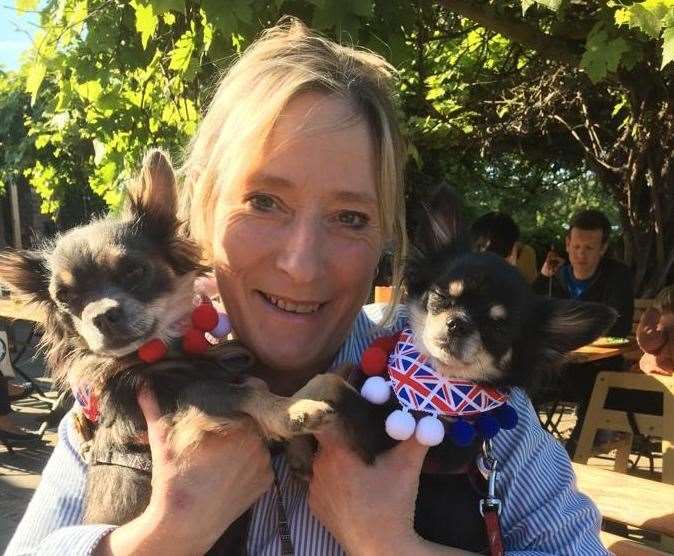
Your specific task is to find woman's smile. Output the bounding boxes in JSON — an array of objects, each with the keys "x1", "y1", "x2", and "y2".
[{"x1": 256, "y1": 290, "x2": 324, "y2": 316}]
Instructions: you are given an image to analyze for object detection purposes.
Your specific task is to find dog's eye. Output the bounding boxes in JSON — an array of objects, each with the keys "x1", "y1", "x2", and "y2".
[
  {"x1": 123, "y1": 264, "x2": 145, "y2": 282},
  {"x1": 55, "y1": 287, "x2": 76, "y2": 305}
]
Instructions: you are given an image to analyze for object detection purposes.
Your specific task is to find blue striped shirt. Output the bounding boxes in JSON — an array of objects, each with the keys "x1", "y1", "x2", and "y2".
[{"x1": 5, "y1": 304, "x2": 609, "y2": 555}]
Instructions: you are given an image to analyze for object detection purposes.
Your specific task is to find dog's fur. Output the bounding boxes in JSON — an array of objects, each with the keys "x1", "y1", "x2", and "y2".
[
  {"x1": 0, "y1": 150, "x2": 334, "y2": 535},
  {"x1": 288, "y1": 186, "x2": 617, "y2": 549}
]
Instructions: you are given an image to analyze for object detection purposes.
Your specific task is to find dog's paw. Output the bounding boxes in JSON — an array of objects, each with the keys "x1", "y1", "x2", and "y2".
[
  {"x1": 78, "y1": 440, "x2": 94, "y2": 464},
  {"x1": 286, "y1": 399, "x2": 335, "y2": 433},
  {"x1": 287, "y1": 452, "x2": 314, "y2": 481},
  {"x1": 286, "y1": 436, "x2": 316, "y2": 481}
]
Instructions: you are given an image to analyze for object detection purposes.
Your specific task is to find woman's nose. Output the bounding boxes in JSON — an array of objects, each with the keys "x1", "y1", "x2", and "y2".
[{"x1": 276, "y1": 217, "x2": 326, "y2": 284}]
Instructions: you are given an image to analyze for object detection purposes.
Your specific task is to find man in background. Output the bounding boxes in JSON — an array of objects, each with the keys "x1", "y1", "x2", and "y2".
[
  {"x1": 533, "y1": 209, "x2": 634, "y2": 456},
  {"x1": 534, "y1": 209, "x2": 633, "y2": 336}
]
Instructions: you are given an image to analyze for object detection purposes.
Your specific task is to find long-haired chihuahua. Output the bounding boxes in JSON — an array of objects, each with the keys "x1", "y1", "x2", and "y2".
[{"x1": 0, "y1": 151, "x2": 334, "y2": 540}]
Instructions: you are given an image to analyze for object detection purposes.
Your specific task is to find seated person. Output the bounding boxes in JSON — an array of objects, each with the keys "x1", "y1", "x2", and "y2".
[
  {"x1": 471, "y1": 211, "x2": 519, "y2": 264},
  {"x1": 636, "y1": 286, "x2": 674, "y2": 376},
  {"x1": 533, "y1": 209, "x2": 633, "y2": 337},
  {"x1": 471, "y1": 211, "x2": 538, "y2": 283},
  {"x1": 532, "y1": 209, "x2": 634, "y2": 455}
]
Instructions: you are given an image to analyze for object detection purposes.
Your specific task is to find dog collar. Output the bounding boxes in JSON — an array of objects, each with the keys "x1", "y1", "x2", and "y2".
[
  {"x1": 73, "y1": 298, "x2": 232, "y2": 423},
  {"x1": 359, "y1": 328, "x2": 518, "y2": 447},
  {"x1": 136, "y1": 297, "x2": 231, "y2": 363}
]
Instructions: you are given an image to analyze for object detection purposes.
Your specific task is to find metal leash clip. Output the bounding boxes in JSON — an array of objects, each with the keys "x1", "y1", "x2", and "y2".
[{"x1": 479, "y1": 439, "x2": 502, "y2": 517}]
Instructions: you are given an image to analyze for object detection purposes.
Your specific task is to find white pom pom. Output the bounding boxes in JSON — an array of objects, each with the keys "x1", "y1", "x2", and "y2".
[
  {"x1": 360, "y1": 376, "x2": 391, "y2": 405},
  {"x1": 210, "y1": 313, "x2": 231, "y2": 338},
  {"x1": 415, "y1": 415, "x2": 445, "y2": 446},
  {"x1": 385, "y1": 410, "x2": 416, "y2": 440}
]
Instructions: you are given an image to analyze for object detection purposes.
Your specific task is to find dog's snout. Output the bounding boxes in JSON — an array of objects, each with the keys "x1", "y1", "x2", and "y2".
[
  {"x1": 446, "y1": 316, "x2": 472, "y2": 336},
  {"x1": 93, "y1": 307, "x2": 124, "y2": 331}
]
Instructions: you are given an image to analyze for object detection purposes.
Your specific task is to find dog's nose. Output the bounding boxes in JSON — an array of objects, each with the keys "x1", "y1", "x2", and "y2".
[
  {"x1": 446, "y1": 316, "x2": 472, "y2": 336},
  {"x1": 93, "y1": 307, "x2": 124, "y2": 332}
]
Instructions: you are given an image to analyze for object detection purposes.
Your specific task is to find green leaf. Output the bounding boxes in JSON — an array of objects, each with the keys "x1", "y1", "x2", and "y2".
[
  {"x1": 25, "y1": 61, "x2": 46, "y2": 105},
  {"x1": 134, "y1": 2, "x2": 158, "y2": 50},
  {"x1": 169, "y1": 30, "x2": 195, "y2": 73},
  {"x1": 526, "y1": 0, "x2": 562, "y2": 12},
  {"x1": 202, "y1": 0, "x2": 237, "y2": 35},
  {"x1": 614, "y1": 0, "x2": 673, "y2": 38},
  {"x1": 662, "y1": 26, "x2": 674, "y2": 67},
  {"x1": 151, "y1": 0, "x2": 185, "y2": 14},
  {"x1": 426, "y1": 87, "x2": 445, "y2": 100},
  {"x1": 15, "y1": 0, "x2": 39, "y2": 11},
  {"x1": 580, "y1": 26, "x2": 630, "y2": 83},
  {"x1": 521, "y1": 0, "x2": 535, "y2": 15},
  {"x1": 75, "y1": 80, "x2": 103, "y2": 102}
]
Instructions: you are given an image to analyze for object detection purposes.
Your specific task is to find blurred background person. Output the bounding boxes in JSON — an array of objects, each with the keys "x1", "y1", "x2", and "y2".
[{"x1": 471, "y1": 211, "x2": 537, "y2": 283}]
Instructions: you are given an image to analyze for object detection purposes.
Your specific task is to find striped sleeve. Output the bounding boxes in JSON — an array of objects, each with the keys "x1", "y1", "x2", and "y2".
[
  {"x1": 493, "y1": 389, "x2": 609, "y2": 556},
  {"x1": 4, "y1": 410, "x2": 116, "y2": 556}
]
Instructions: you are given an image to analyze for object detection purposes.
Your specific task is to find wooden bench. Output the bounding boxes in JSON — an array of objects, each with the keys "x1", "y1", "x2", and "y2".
[
  {"x1": 574, "y1": 371, "x2": 673, "y2": 483},
  {"x1": 573, "y1": 462, "x2": 674, "y2": 554}
]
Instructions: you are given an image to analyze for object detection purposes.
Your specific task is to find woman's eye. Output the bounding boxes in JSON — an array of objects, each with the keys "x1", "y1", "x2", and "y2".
[
  {"x1": 249, "y1": 194, "x2": 278, "y2": 212},
  {"x1": 337, "y1": 211, "x2": 369, "y2": 229}
]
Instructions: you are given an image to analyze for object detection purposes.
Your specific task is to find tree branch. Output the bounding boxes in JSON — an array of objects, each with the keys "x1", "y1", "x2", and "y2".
[{"x1": 439, "y1": 0, "x2": 581, "y2": 67}]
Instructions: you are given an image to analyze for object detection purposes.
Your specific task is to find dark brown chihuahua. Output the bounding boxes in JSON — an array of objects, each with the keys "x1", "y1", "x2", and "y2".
[{"x1": 0, "y1": 151, "x2": 335, "y2": 544}]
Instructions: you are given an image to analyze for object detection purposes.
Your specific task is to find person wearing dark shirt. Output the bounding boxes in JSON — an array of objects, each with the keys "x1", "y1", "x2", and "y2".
[
  {"x1": 533, "y1": 210, "x2": 633, "y2": 336},
  {"x1": 471, "y1": 211, "x2": 520, "y2": 263},
  {"x1": 533, "y1": 209, "x2": 635, "y2": 456}
]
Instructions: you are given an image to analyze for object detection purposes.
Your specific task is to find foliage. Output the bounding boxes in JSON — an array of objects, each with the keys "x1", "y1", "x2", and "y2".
[{"x1": 6, "y1": 0, "x2": 674, "y2": 291}]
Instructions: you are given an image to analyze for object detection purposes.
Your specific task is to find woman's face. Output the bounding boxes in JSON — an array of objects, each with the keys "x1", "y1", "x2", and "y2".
[{"x1": 212, "y1": 92, "x2": 382, "y2": 389}]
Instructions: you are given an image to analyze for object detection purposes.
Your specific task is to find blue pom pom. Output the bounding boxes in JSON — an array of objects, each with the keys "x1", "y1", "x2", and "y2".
[
  {"x1": 494, "y1": 404, "x2": 518, "y2": 430},
  {"x1": 449, "y1": 419, "x2": 475, "y2": 447},
  {"x1": 476, "y1": 413, "x2": 500, "y2": 439}
]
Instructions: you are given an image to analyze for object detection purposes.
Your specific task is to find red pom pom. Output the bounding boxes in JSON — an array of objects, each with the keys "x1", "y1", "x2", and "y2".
[
  {"x1": 182, "y1": 328, "x2": 210, "y2": 354},
  {"x1": 361, "y1": 346, "x2": 388, "y2": 376},
  {"x1": 138, "y1": 339, "x2": 168, "y2": 363},
  {"x1": 372, "y1": 335, "x2": 397, "y2": 353},
  {"x1": 192, "y1": 303, "x2": 219, "y2": 331}
]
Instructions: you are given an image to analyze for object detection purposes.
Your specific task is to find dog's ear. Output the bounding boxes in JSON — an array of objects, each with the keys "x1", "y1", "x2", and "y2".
[
  {"x1": 125, "y1": 149, "x2": 178, "y2": 232},
  {"x1": 405, "y1": 185, "x2": 470, "y2": 297},
  {"x1": 413, "y1": 184, "x2": 469, "y2": 256},
  {"x1": 536, "y1": 298, "x2": 617, "y2": 354},
  {"x1": 0, "y1": 249, "x2": 52, "y2": 304}
]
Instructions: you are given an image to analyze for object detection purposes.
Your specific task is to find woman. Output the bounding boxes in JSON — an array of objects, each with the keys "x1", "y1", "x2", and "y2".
[{"x1": 7, "y1": 19, "x2": 607, "y2": 555}]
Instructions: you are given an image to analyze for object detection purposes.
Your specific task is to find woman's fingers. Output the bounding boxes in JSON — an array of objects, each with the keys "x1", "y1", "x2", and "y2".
[
  {"x1": 388, "y1": 437, "x2": 430, "y2": 473},
  {"x1": 137, "y1": 386, "x2": 172, "y2": 464}
]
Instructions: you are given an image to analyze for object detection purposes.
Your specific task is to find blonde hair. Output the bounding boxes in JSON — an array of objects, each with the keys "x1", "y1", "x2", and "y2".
[{"x1": 179, "y1": 17, "x2": 407, "y2": 310}]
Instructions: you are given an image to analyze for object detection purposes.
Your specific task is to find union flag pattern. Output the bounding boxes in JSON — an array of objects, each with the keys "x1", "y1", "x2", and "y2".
[{"x1": 387, "y1": 328, "x2": 507, "y2": 416}]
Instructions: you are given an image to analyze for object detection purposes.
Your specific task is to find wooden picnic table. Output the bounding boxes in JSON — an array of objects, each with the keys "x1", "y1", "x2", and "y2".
[
  {"x1": 0, "y1": 297, "x2": 45, "y2": 323},
  {"x1": 573, "y1": 462, "x2": 674, "y2": 554},
  {"x1": 570, "y1": 340, "x2": 636, "y2": 364}
]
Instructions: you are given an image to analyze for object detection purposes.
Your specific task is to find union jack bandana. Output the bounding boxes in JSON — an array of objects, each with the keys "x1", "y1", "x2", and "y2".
[
  {"x1": 73, "y1": 382, "x2": 100, "y2": 423},
  {"x1": 388, "y1": 328, "x2": 508, "y2": 417}
]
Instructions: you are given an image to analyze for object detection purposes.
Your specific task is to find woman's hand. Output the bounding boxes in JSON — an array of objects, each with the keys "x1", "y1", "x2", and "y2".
[
  {"x1": 308, "y1": 429, "x2": 429, "y2": 556},
  {"x1": 96, "y1": 387, "x2": 273, "y2": 556}
]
